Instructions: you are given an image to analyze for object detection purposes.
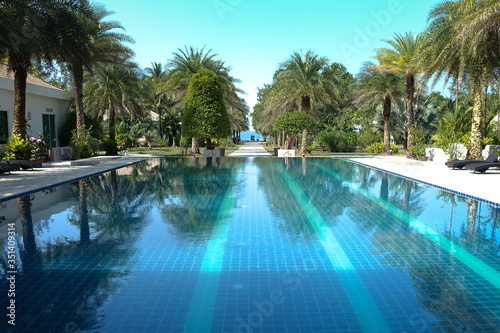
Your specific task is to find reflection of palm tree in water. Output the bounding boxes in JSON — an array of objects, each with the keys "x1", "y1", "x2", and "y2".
[
  {"x1": 17, "y1": 195, "x2": 42, "y2": 272},
  {"x1": 79, "y1": 181, "x2": 90, "y2": 245}
]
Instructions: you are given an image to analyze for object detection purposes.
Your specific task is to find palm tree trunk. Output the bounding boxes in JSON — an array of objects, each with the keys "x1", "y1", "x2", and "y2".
[
  {"x1": 469, "y1": 71, "x2": 484, "y2": 160},
  {"x1": 73, "y1": 65, "x2": 85, "y2": 137},
  {"x1": 300, "y1": 95, "x2": 311, "y2": 154},
  {"x1": 383, "y1": 96, "x2": 392, "y2": 152},
  {"x1": 191, "y1": 137, "x2": 200, "y2": 155},
  {"x1": 158, "y1": 108, "x2": 163, "y2": 139},
  {"x1": 206, "y1": 138, "x2": 213, "y2": 150},
  {"x1": 12, "y1": 62, "x2": 28, "y2": 138},
  {"x1": 300, "y1": 128, "x2": 308, "y2": 154},
  {"x1": 109, "y1": 108, "x2": 116, "y2": 141},
  {"x1": 406, "y1": 74, "x2": 416, "y2": 159}
]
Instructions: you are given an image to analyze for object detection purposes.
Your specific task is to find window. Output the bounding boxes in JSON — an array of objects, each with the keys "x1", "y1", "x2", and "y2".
[{"x1": 0, "y1": 111, "x2": 7, "y2": 144}]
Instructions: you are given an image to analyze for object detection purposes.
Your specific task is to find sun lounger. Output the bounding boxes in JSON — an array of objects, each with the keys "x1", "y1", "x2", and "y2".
[
  {"x1": 4, "y1": 159, "x2": 42, "y2": 170},
  {"x1": 0, "y1": 162, "x2": 21, "y2": 174},
  {"x1": 445, "y1": 155, "x2": 498, "y2": 169},
  {"x1": 464, "y1": 160, "x2": 500, "y2": 173}
]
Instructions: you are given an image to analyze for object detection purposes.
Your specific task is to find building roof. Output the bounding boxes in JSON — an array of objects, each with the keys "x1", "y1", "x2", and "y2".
[{"x1": 0, "y1": 64, "x2": 67, "y2": 92}]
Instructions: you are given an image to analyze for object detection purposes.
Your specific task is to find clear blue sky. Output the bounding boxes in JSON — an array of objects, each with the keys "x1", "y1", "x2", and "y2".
[{"x1": 99, "y1": 0, "x2": 441, "y2": 112}]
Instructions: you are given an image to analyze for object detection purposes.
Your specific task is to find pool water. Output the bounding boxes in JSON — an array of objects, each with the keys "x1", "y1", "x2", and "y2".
[{"x1": 1, "y1": 158, "x2": 499, "y2": 332}]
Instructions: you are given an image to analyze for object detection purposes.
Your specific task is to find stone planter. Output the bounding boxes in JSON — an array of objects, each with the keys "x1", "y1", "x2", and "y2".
[
  {"x1": 203, "y1": 149, "x2": 221, "y2": 158},
  {"x1": 274, "y1": 148, "x2": 279, "y2": 156},
  {"x1": 278, "y1": 149, "x2": 295, "y2": 158}
]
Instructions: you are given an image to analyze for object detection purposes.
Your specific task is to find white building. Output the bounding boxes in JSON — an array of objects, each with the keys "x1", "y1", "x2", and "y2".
[{"x1": 0, "y1": 64, "x2": 71, "y2": 148}]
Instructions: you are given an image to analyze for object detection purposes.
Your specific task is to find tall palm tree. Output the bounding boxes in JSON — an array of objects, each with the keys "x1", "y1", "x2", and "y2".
[
  {"x1": 71, "y1": 4, "x2": 135, "y2": 137},
  {"x1": 83, "y1": 62, "x2": 146, "y2": 143},
  {"x1": 265, "y1": 50, "x2": 334, "y2": 154},
  {"x1": 0, "y1": 0, "x2": 91, "y2": 138},
  {"x1": 421, "y1": 0, "x2": 500, "y2": 160},
  {"x1": 374, "y1": 32, "x2": 425, "y2": 158},
  {"x1": 356, "y1": 63, "x2": 405, "y2": 152}
]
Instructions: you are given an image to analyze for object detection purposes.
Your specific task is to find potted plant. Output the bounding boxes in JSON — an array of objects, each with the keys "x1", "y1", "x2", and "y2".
[{"x1": 29, "y1": 136, "x2": 49, "y2": 162}]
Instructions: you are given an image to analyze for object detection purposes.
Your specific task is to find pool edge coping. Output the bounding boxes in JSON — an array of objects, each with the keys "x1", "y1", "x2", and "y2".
[{"x1": 0, "y1": 158, "x2": 146, "y2": 203}]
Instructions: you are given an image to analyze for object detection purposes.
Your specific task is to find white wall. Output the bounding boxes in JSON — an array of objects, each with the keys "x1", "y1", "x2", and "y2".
[{"x1": 0, "y1": 77, "x2": 71, "y2": 147}]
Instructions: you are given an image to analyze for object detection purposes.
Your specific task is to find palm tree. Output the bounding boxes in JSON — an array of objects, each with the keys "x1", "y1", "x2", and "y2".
[
  {"x1": 421, "y1": 0, "x2": 500, "y2": 160},
  {"x1": 374, "y1": 32, "x2": 425, "y2": 158},
  {"x1": 71, "y1": 4, "x2": 135, "y2": 137},
  {"x1": 0, "y1": 0, "x2": 91, "y2": 138},
  {"x1": 356, "y1": 63, "x2": 405, "y2": 152},
  {"x1": 145, "y1": 62, "x2": 167, "y2": 138},
  {"x1": 164, "y1": 46, "x2": 246, "y2": 154},
  {"x1": 83, "y1": 62, "x2": 146, "y2": 143},
  {"x1": 264, "y1": 50, "x2": 334, "y2": 154}
]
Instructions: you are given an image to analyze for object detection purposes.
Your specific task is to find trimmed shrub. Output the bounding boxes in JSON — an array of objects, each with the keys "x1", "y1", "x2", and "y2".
[
  {"x1": 102, "y1": 139, "x2": 118, "y2": 156},
  {"x1": 182, "y1": 68, "x2": 231, "y2": 149},
  {"x1": 363, "y1": 142, "x2": 384, "y2": 154}
]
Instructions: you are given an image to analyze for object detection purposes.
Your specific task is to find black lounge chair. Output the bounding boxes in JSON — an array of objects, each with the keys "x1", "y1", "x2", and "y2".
[
  {"x1": 0, "y1": 162, "x2": 21, "y2": 174},
  {"x1": 4, "y1": 159, "x2": 42, "y2": 170},
  {"x1": 445, "y1": 155, "x2": 498, "y2": 169},
  {"x1": 464, "y1": 159, "x2": 500, "y2": 173}
]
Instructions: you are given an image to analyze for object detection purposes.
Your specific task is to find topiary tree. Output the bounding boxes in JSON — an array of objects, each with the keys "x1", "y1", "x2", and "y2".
[
  {"x1": 182, "y1": 68, "x2": 231, "y2": 150},
  {"x1": 273, "y1": 111, "x2": 316, "y2": 150}
]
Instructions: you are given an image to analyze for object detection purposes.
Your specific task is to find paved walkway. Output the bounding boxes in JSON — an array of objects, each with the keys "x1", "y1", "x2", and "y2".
[
  {"x1": 0, "y1": 156, "x2": 145, "y2": 201},
  {"x1": 228, "y1": 141, "x2": 272, "y2": 157},
  {"x1": 350, "y1": 156, "x2": 500, "y2": 206}
]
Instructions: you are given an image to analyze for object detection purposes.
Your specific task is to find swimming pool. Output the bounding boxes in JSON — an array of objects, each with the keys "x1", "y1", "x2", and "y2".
[{"x1": 1, "y1": 158, "x2": 499, "y2": 332}]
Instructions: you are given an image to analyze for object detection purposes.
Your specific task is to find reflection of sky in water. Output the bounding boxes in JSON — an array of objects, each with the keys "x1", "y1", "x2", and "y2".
[{"x1": 1, "y1": 158, "x2": 499, "y2": 333}]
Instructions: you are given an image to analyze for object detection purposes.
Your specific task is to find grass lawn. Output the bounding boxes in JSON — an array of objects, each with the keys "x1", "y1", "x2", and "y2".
[
  {"x1": 125, "y1": 143, "x2": 244, "y2": 157},
  {"x1": 260, "y1": 143, "x2": 405, "y2": 157}
]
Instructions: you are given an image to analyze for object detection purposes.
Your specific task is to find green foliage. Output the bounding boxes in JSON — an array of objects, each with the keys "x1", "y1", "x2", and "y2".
[
  {"x1": 182, "y1": 68, "x2": 231, "y2": 145},
  {"x1": 117, "y1": 117, "x2": 154, "y2": 146},
  {"x1": 155, "y1": 138, "x2": 167, "y2": 150},
  {"x1": 70, "y1": 126, "x2": 95, "y2": 159},
  {"x1": 273, "y1": 111, "x2": 316, "y2": 135},
  {"x1": 432, "y1": 122, "x2": 467, "y2": 159},
  {"x1": 316, "y1": 130, "x2": 358, "y2": 152},
  {"x1": 102, "y1": 139, "x2": 118, "y2": 156},
  {"x1": 390, "y1": 144, "x2": 399, "y2": 154},
  {"x1": 273, "y1": 111, "x2": 316, "y2": 149},
  {"x1": 357, "y1": 127, "x2": 383, "y2": 148},
  {"x1": 409, "y1": 127, "x2": 427, "y2": 158},
  {"x1": 216, "y1": 138, "x2": 235, "y2": 148},
  {"x1": 305, "y1": 145, "x2": 315, "y2": 154},
  {"x1": 59, "y1": 112, "x2": 103, "y2": 147},
  {"x1": 363, "y1": 143, "x2": 384, "y2": 154},
  {"x1": 2, "y1": 134, "x2": 32, "y2": 160},
  {"x1": 116, "y1": 134, "x2": 133, "y2": 149}
]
